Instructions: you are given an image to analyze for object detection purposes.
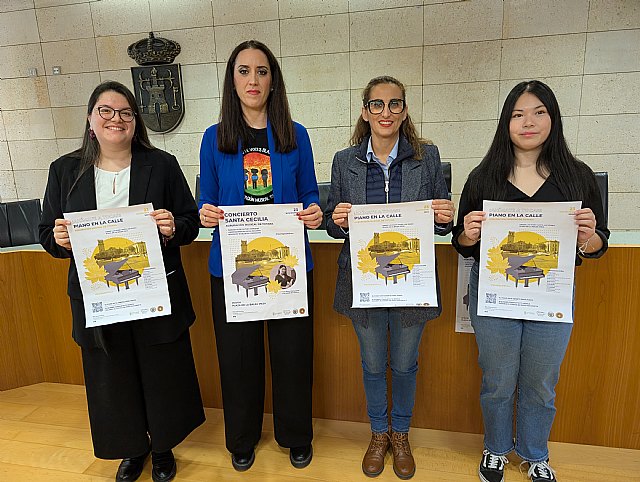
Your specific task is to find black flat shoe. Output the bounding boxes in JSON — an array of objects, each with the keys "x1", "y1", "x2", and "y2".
[
  {"x1": 151, "y1": 450, "x2": 176, "y2": 482},
  {"x1": 290, "y1": 444, "x2": 313, "y2": 469},
  {"x1": 116, "y1": 449, "x2": 150, "y2": 482},
  {"x1": 231, "y1": 450, "x2": 255, "y2": 472}
]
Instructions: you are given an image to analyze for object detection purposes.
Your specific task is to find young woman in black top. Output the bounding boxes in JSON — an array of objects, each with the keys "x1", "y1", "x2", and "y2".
[{"x1": 452, "y1": 80, "x2": 609, "y2": 482}]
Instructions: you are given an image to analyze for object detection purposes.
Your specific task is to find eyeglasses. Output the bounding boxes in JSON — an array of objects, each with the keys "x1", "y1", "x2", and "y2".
[
  {"x1": 95, "y1": 106, "x2": 135, "y2": 122},
  {"x1": 364, "y1": 98, "x2": 406, "y2": 115}
]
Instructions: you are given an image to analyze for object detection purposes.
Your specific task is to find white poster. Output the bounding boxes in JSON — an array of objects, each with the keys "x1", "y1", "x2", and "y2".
[
  {"x1": 65, "y1": 203, "x2": 171, "y2": 328},
  {"x1": 455, "y1": 254, "x2": 475, "y2": 333},
  {"x1": 219, "y1": 204, "x2": 308, "y2": 322},
  {"x1": 348, "y1": 201, "x2": 437, "y2": 308},
  {"x1": 478, "y1": 201, "x2": 580, "y2": 323}
]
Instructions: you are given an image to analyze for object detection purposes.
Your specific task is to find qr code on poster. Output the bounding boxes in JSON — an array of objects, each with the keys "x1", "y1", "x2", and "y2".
[
  {"x1": 485, "y1": 293, "x2": 497, "y2": 304},
  {"x1": 92, "y1": 302, "x2": 103, "y2": 313},
  {"x1": 360, "y1": 292, "x2": 370, "y2": 303}
]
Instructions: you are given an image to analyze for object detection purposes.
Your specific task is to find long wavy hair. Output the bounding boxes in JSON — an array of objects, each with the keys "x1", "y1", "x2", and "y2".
[
  {"x1": 69, "y1": 80, "x2": 153, "y2": 194},
  {"x1": 350, "y1": 75, "x2": 426, "y2": 157},
  {"x1": 217, "y1": 40, "x2": 296, "y2": 154},
  {"x1": 463, "y1": 80, "x2": 598, "y2": 205}
]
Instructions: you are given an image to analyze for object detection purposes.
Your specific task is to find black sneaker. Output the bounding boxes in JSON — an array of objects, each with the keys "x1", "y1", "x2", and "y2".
[
  {"x1": 527, "y1": 461, "x2": 557, "y2": 482},
  {"x1": 479, "y1": 449, "x2": 509, "y2": 482}
]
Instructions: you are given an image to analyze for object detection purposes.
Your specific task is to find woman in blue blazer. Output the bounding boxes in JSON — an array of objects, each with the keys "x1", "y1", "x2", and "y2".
[{"x1": 198, "y1": 40, "x2": 322, "y2": 472}]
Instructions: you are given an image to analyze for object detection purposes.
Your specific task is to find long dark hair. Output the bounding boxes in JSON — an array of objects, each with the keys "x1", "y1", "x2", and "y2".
[
  {"x1": 465, "y1": 80, "x2": 596, "y2": 205},
  {"x1": 69, "y1": 81, "x2": 153, "y2": 193},
  {"x1": 218, "y1": 40, "x2": 296, "y2": 154},
  {"x1": 350, "y1": 75, "x2": 427, "y2": 157}
]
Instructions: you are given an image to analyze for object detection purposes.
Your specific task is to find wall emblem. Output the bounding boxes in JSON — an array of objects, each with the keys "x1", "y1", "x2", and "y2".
[{"x1": 128, "y1": 32, "x2": 184, "y2": 133}]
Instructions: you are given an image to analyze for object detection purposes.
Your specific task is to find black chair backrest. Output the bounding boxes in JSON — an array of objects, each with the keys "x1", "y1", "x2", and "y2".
[
  {"x1": 0, "y1": 199, "x2": 42, "y2": 247},
  {"x1": 441, "y1": 161, "x2": 452, "y2": 199},
  {"x1": 318, "y1": 182, "x2": 331, "y2": 230},
  {"x1": 0, "y1": 203, "x2": 9, "y2": 247},
  {"x1": 594, "y1": 171, "x2": 608, "y2": 226}
]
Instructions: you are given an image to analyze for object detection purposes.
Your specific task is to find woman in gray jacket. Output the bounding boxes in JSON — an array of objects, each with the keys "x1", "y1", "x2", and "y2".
[{"x1": 325, "y1": 76, "x2": 454, "y2": 480}]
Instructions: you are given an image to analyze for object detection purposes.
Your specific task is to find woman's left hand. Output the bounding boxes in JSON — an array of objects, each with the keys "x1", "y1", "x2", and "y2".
[
  {"x1": 432, "y1": 199, "x2": 455, "y2": 224},
  {"x1": 574, "y1": 207, "x2": 596, "y2": 244},
  {"x1": 297, "y1": 203, "x2": 323, "y2": 229},
  {"x1": 151, "y1": 209, "x2": 176, "y2": 238}
]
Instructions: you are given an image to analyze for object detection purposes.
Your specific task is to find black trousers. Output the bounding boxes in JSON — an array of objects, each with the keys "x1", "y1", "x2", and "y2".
[
  {"x1": 81, "y1": 324, "x2": 205, "y2": 459},
  {"x1": 211, "y1": 272, "x2": 314, "y2": 453}
]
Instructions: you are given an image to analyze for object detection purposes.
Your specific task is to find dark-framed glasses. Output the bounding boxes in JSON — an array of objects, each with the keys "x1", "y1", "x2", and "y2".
[
  {"x1": 95, "y1": 105, "x2": 135, "y2": 122},
  {"x1": 364, "y1": 98, "x2": 405, "y2": 115}
]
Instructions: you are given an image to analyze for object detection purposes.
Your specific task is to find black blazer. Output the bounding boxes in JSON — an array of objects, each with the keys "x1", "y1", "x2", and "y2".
[{"x1": 39, "y1": 145, "x2": 199, "y2": 349}]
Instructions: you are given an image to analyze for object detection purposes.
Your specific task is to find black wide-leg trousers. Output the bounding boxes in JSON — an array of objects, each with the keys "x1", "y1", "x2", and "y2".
[
  {"x1": 80, "y1": 322, "x2": 205, "y2": 459},
  {"x1": 210, "y1": 272, "x2": 314, "y2": 454}
]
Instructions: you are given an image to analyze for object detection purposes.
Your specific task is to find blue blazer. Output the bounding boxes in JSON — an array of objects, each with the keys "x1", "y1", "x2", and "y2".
[{"x1": 199, "y1": 119, "x2": 320, "y2": 276}]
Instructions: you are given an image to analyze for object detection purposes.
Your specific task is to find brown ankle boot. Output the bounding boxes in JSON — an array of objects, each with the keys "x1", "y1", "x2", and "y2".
[
  {"x1": 362, "y1": 431, "x2": 390, "y2": 477},
  {"x1": 391, "y1": 431, "x2": 415, "y2": 479}
]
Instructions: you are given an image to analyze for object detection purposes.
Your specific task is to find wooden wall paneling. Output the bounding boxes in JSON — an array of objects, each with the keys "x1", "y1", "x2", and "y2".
[
  {"x1": 0, "y1": 252, "x2": 44, "y2": 390},
  {"x1": 311, "y1": 244, "x2": 368, "y2": 423},
  {"x1": 553, "y1": 247, "x2": 640, "y2": 448},
  {"x1": 1, "y1": 244, "x2": 638, "y2": 449},
  {"x1": 20, "y1": 252, "x2": 83, "y2": 385},
  {"x1": 415, "y1": 246, "x2": 484, "y2": 434},
  {"x1": 181, "y1": 242, "x2": 222, "y2": 408}
]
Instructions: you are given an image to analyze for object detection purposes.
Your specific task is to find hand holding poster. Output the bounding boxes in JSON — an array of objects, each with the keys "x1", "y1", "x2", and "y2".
[
  {"x1": 65, "y1": 203, "x2": 171, "y2": 328},
  {"x1": 478, "y1": 201, "x2": 580, "y2": 323},
  {"x1": 219, "y1": 203, "x2": 307, "y2": 322},
  {"x1": 348, "y1": 201, "x2": 437, "y2": 308}
]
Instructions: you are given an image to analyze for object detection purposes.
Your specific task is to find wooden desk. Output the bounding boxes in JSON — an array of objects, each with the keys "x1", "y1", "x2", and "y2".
[{"x1": 1, "y1": 243, "x2": 638, "y2": 450}]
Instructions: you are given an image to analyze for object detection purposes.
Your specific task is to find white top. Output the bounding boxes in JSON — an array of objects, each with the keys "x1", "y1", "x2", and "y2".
[{"x1": 94, "y1": 165, "x2": 131, "y2": 209}]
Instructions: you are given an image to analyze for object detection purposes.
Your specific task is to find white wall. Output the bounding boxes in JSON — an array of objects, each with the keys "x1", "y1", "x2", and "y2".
[{"x1": 0, "y1": 0, "x2": 638, "y2": 230}]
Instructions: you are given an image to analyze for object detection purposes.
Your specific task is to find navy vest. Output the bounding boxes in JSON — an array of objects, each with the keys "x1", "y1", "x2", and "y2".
[{"x1": 365, "y1": 159, "x2": 403, "y2": 204}]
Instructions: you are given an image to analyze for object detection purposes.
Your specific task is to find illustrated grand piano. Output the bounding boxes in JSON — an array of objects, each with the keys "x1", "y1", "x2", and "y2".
[
  {"x1": 232, "y1": 264, "x2": 269, "y2": 297},
  {"x1": 374, "y1": 253, "x2": 410, "y2": 285},
  {"x1": 103, "y1": 258, "x2": 141, "y2": 291},
  {"x1": 505, "y1": 255, "x2": 545, "y2": 287}
]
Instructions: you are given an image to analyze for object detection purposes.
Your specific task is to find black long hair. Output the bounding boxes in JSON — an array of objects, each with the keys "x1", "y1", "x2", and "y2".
[
  {"x1": 69, "y1": 81, "x2": 153, "y2": 193},
  {"x1": 464, "y1": 80, "x2": 597, "y2": 205},
  {"x1": 217, "y1": 40, "x2": 296, "y2": 154}
]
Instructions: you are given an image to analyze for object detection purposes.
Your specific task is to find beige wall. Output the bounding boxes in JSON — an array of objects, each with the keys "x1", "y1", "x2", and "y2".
[{"x1": 0, "y1": 0, "x2": 638, "y2": 231}]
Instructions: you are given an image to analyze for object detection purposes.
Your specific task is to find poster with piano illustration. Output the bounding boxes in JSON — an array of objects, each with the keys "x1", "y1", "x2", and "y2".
[
  {"x1": 218, "y1": 203, "x2": 307, "y2": 322},
  {"x1": 65, "y1": 203, "x2": 171, "y2": 328},
  {"x1": 477, "y1": 200, "x2": 581, "y2": 323},
  {"x1": 348, "y1": 201, "x2": 437, "y2": 308}
]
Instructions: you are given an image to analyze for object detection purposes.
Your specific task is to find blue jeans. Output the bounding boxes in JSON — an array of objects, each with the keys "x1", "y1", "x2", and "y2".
[
  {"x1": 469, "y1": 262, "x2": 573, "y2": 462},
  {"x1": 352, "y1": 309, "x2": 426, "y2": 433}
]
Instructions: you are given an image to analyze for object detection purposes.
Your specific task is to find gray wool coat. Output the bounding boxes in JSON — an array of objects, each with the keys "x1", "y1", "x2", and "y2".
[{"x1": 324, "y1": 136, "x2": 452, "y2": 327}]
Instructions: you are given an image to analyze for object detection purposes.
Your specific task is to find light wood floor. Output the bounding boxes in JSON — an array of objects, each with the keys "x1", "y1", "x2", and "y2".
[{"x1": 0, "y1": 383, "x2": 638, "y2": 481}]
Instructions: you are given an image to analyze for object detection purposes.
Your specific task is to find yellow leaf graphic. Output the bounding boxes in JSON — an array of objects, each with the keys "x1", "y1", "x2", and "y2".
[
  {"x1": 281, "y1": 254, "x2": 299, "y2": 268},
  {"x1": 267, "y1": 279, "x2": 282, "y2": 293},
  {"x1": 83, "y1": 257, "x2": 107, "y2": 284},
  {"x1": 357, "y1": 248, "x2": 379, "y2": 275},
  {"x1": 486, "y1": 246, "x2": 509, "y2": 274}
]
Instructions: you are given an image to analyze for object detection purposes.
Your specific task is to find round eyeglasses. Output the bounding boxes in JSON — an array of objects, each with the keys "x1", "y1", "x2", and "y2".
[
  {"x1": 364, "y1": 98, "x2": 406, "y2": 115},
  {"x1": 95, "y1": 105, "x2": 135, "y2": 122}
]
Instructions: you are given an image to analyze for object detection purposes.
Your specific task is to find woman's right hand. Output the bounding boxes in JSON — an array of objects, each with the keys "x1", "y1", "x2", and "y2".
[
  {"x1": 199, "y1": 203, "x2": 224, "y2": 227},
  {"x1": 332, "y1": 202, "x2": 352, "y2": 228},
  {"x1": 460, "y1": 210, "x2": 486, "y2": 245},
  {"x1": 53, "y1": 218, "x2": 72, "y2": 250}
]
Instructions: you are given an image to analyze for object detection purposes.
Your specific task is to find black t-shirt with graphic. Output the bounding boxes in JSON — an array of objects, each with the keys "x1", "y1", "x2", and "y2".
[{"x1": 243, "y1": 128, "x2": 274, "y2": 205}]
